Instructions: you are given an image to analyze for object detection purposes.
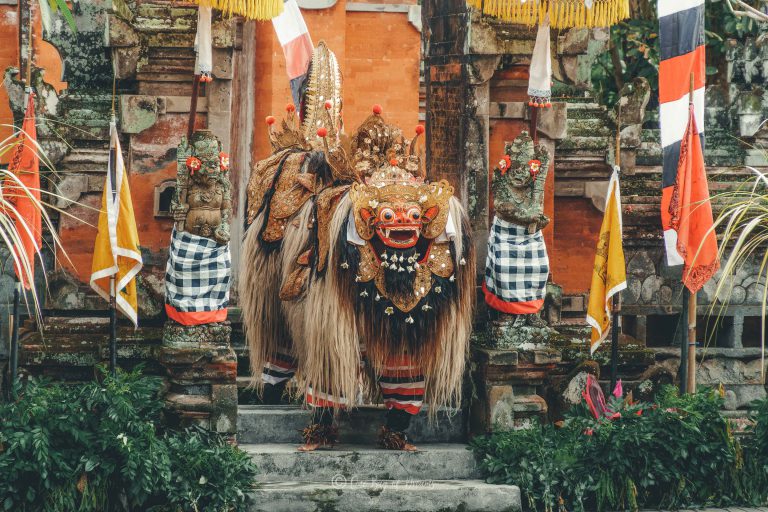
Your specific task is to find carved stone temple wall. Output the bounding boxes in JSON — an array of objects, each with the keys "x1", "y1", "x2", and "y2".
[
  {"x1": 3, "y1": 0, "x2": 243, "y2": 437},
  {"x1": 422, "y1": 2, "x2": 768, "y2": 432}
]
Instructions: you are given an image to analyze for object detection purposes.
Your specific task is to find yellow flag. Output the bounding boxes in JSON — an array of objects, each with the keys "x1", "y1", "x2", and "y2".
[
  {"x1": 586, "y1": 167, "x2": 627, "y2": 354},
  {"x1": 90, "y1": 121, "x2": 143, "y2": 327}
]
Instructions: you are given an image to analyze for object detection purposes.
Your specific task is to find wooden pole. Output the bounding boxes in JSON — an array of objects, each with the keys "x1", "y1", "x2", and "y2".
[
  {"x1": 610, "y1": 106, "x2": 622, "y2": 391},
  {"x1": 9, "y1": 282, "x2": 21, "y2": 391},
  {"x1": 679, "y1": 287, "x2": 689, "y2": 394},
  {"x1": 109, "y1": 276, "x2": 117, "y2": 377},
  {"x1": 187, "y1": 75, "x2": 201, "y2": 140},
  {"x1": 687, "y1": 289, "x2": 697, "y2": 393},
  {"x1": 530, "y1": 106, "x2": 539, "y2": 143},
  {"x1": 685, "y1": 72, "x2": 697, "y2": 394}
]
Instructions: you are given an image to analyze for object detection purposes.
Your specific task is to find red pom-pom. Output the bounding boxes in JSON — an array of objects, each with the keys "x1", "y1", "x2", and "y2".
[
  {"x1": 545, "y1": 102, "x2": 552, "y2": 108},
  {"x1": 389, "y1": 158, "x2": 399, "y2": 166},
  {"x1": 286, "y1": 103, "x2": 296, "y2": 113},
  {"x1": 528, "y1": 101, "x2": 534, "y2": 107},
  {"x1": 317, "y1": 127, "x2": 328, "y2": 138},
  {"x1": 265, "y1": 116, "x2": 276, "y2": 126},
  {"x1": 324, "y1": 100, "x2": 333, "y2": 110},
  {"x1": 414, "y1": 125, "x2": 425, "y2": 135},
  {"x1": 372, "y1": 104, "x2": 383, "y2": 115}
]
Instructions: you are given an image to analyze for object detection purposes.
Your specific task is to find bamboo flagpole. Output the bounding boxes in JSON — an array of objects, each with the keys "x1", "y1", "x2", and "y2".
[
  {"x1": 686, "y1": 73, "x2": 697, "y2": 394},
  {"x1": 108, "y1": 75, "x2": 118, "y2": 377},
  {"x1": 10, "y1": 12, "x2": 35, "y2": 390},
  {"x1": 610, "y1": 108, "x2": 622, "y2": 391}
]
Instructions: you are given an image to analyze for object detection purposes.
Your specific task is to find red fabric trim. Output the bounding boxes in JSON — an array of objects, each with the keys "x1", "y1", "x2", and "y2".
[
  {"x1": 306, "y1": 393, "x2": 346, "y2": 410},
  {"x1": 380, "y1": 387, "x2": 426, "y2": 396},
  {"x1": 659, "y1": 46, "x2": 705, "y2": 104},
  {"x1": 385, "y1": 401, "x2": 421, "y2": 415},
  {"x1": 165, "y1": 304, "x2": 227, "y2": 326},
  {"x1": 283, "y1": 35, "x2": 313, "y2": 79},
  {"x1": 482, "y1": 282, "x2": 544, "y2": 314}
]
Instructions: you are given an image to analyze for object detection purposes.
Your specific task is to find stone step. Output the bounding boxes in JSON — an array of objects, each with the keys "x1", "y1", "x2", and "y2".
[
  {"x1": 241, "y1": 443, "x2": 481, "y2": 483},
  {"x1": 246, "y1": 480, "x2": 521, "y2": 512},
  {"x1": 238, "y1": 405, "x2": 464, "y2": 444}
]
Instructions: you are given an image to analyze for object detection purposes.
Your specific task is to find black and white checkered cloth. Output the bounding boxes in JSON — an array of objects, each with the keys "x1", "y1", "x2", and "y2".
[
  {"x1": 484, "y1": 216, "x2": 549, "y2": 303},
  {"x1": 165, "y1": 228, "x2": 231, "y2": 312}
]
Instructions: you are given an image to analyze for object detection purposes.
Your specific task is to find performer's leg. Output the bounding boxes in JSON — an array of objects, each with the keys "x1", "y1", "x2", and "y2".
[
  {"x1": 261, "y1": 351, "x2": 298, "y2": 405},
  {"x1": 299, "y1": 388, "x2": 345, "y2": 451},
  {"x1": 377, "y1": 355, "x2": 424, "y2": 451}
]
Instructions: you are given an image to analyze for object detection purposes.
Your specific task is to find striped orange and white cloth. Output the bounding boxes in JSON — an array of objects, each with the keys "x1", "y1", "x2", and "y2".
[
  {"x1": 658, "y1": 0, "x2": 706, "y2": 267},
  {"x1": 658, "y1": 0, "x2": 719, "y2": 292}
]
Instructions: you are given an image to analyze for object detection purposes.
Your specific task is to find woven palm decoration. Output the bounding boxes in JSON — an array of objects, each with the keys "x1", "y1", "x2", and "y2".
[
  {"x1": 467, "y1": 0, "x2": 629, "y2": 28},
  {"x1": 194, "y1": 0, "x2": 282, "y2": 20}
]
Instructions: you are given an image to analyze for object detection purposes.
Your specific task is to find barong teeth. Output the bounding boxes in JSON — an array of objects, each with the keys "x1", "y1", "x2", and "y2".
[{"x1": 384, "y1": 228, "x2": 391, "y2": 238}]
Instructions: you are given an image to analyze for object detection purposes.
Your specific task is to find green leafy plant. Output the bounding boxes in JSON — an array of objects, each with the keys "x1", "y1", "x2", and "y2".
[
  {"x1": 0, "y1": 367, "x2": 257, "y2": 511},
  {"x1": 472, "y1": 386, "x2": 767, "y2": 511}
]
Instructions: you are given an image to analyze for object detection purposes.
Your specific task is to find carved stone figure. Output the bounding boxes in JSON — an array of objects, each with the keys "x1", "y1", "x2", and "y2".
[
  {"x1": 172, "y1": 129, "x2": 232, "y2": 245},
  {"x1": 484, "y1": 131, "x2": 552, "y2": 334}
]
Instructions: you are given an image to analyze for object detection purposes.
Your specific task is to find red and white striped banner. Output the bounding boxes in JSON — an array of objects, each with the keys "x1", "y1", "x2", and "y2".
[
  {"x1": 658, "y1": 0, "x2": 706, "y2": 267},
  {"x1": 272, "y1": 0, "x2": 313, "y2": 107}
]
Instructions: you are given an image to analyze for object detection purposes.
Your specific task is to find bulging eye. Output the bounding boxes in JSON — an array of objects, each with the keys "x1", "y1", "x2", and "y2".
[
  {"x1": 407, "y1": 207, "x2": 421, "y2": 222},
  {"x1": 379, "y1": 208, "x2": 395, "y2": 223}
]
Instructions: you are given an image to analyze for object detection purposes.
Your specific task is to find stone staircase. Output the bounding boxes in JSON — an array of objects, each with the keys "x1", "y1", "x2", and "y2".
[{"x1": 238, "y1": 405, "x2": 521, "y2": 512}]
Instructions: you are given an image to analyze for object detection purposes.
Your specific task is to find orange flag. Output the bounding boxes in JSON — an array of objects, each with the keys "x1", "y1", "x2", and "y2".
[
  {"x1": 661, "y1": 104, "x2": 719, "y2": 293},
  {"x1": 7, "y1": 93, "x2": 42, "y2": 290}
]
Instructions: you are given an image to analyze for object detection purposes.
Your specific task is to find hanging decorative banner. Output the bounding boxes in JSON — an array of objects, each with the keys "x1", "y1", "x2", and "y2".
[
  {"x1": 528, "y1": 15, "x2": 552, "y2": 108},
  {"x1": 195, "y1": 5, "x2": 213, "y2": 82},
  {"x1": 191, "y1": 0, "x2": 282, "y2": 20},
  {"x1": 467, "y1": 0, "x2": 630, "y2": 29}
]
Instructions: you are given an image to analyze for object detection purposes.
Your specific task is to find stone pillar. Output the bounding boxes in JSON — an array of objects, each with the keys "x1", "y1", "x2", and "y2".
[
  {"x1": 422, "y1": 0, "x2": 499, "y2": 269},
  {"x1": 159, "y1": 322, "x2": 238, "y2": 435}
]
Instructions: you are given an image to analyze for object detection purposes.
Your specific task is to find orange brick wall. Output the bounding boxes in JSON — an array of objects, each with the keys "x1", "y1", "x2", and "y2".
[{"x1": 252, "y1": 0, "x2": 421, "y2": 161}]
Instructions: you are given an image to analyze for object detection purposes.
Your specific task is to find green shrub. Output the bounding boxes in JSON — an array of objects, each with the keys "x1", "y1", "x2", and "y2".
[
  {"x1": 472, "y1": 386, "x2": 768, "y2": 512},
  {"x1": 0, "y1": 367, "x2": 257, "y2": 512}
]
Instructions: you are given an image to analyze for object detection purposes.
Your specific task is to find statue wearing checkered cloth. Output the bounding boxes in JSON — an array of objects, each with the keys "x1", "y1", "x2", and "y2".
[
  {"x1": 484, "y1": 131, "x2": 551, "y2": 328},
  {"x1": 165, "y1": 130, "x2": 232, "y2": 326}
]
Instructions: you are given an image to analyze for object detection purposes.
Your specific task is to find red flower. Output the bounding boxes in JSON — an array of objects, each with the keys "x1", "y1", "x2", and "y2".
[
  {"x1": 608, "y1": 412, "x2": 622, "y2": 420},
  {"x1": 636, "y1": 409, "x2": 643, "y2": 417},
  {"x1": 583, "y1": 428, "x2": 594, "y2": 436},
  {"x1": 219, "y1": 152, "x2": 230, "y2": 171},
  {"x1": 186, "y1": 156, "x2": 202, "y2": 174},
  {"x1": 498, "y1": 155, "x2": 512, "y2": 175},
  {"x1": 528, "y1": 159, "x2": 542, "y2": 178}
]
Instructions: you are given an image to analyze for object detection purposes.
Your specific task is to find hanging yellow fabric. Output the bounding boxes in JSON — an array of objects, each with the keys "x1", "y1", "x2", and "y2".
[
  {"x1": 467, "y1": 0, "x2": 629, "y2": 29},
  {"x1": 193, "y1": 0, "x2": 283, "y2": 20}
]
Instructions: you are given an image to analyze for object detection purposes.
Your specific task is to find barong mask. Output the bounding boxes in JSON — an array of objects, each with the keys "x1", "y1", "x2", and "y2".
[{"x1": 319, "y1": 109, "x2": 460, "y2": 315}]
